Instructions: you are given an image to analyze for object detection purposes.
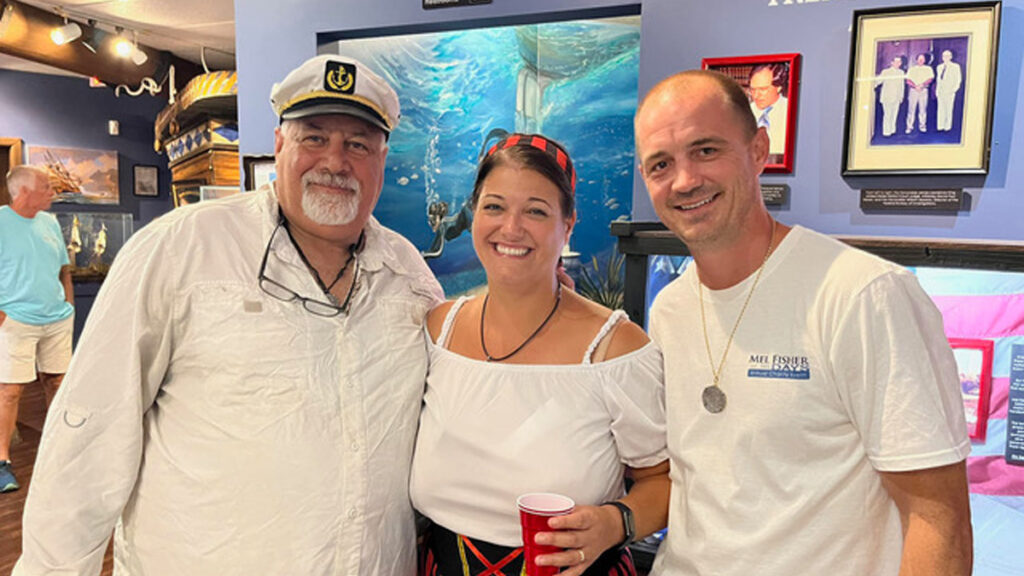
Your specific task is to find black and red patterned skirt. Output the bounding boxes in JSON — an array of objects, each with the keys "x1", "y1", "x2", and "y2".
[{"x1": 420, "y1": 522, "x2": 637, "y2": 576}]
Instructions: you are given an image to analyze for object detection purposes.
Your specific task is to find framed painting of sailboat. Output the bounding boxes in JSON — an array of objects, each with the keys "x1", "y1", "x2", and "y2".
[{"x1": 27, "y1": 145, "x2": 119, "y2": 205}]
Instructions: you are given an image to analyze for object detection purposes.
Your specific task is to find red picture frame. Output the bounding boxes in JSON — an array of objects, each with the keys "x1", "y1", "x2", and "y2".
[
  {"x1": 949, "y1": 338, "x2": 994, "y2": 441},
  {"x1": 702, "y1": 53, "x2": 800, "y2": 173}
]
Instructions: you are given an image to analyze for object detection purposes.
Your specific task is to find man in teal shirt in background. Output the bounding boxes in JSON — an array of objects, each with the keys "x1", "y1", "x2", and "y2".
[{"x1": 0, "y1": 165, "x2": 75, "y2": 493}]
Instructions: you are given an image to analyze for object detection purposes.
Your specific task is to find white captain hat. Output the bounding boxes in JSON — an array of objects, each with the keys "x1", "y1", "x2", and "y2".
[{"x1": 270, "y1": 54, "x2": 400, "y2": 137}]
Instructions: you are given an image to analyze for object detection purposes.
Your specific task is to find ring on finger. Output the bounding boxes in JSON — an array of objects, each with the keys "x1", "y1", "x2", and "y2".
[{"x1": 577, "y1": 549, "x2": 586, "y2": 564}]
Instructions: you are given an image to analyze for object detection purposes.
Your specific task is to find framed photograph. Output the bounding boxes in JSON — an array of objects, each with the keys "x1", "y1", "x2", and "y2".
[
  {"x1": 702, "y1": 53, "x2": 800, "y2": 173},
  {"x1": 133, "y1": 165, "x2": 159, "y2": 197},
  {"x1": 949, "y1": 337, "x2": 994, "y2": 441},
  {"x1": 842, "y1": 2, "x2": 1001, "y2": 175},
  {"x1": 243, "y1": 155, "x2": 276, "y2": 191}
]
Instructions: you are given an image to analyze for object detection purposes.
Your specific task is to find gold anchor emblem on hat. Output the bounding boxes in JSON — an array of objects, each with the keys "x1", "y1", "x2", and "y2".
[{"x1": 326, "y1": 68, "x2": 354, "y2": 92}]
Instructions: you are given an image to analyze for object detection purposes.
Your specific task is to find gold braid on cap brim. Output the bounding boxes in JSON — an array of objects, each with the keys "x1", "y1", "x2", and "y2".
[{"x1": 276, "y1": 91, "x2": 393, "y2": 131}]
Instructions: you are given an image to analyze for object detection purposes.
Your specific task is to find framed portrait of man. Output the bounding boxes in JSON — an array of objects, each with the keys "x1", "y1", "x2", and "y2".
[
  {"x1": 842, "y1": 2, "x2": 1001, "y2": 175},
  {"x1": 702, "y1": 53, "x2": 801, "y2": 173}
]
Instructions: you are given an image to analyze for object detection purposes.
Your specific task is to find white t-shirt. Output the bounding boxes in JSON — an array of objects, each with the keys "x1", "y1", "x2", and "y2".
[
  {"x1": 412, "y1": 302, "x2": 667, "y2": 546},
  {"x1": 649, "y1": 225, "x2": 969, "y2": 576},
  {"x1": 907, "y1": 64, "x2": 935, "y2": 88}
]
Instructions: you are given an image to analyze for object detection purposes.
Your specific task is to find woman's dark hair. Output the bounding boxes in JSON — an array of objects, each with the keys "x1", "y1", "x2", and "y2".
[{"x1": 470, "y1": 133, "x2": 576, "y2": 218}]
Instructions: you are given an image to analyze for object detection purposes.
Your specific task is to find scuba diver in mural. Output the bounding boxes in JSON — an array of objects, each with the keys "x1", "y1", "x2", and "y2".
[{"x1": 422, "y1": 128, "x2": 509, "y2": 259}]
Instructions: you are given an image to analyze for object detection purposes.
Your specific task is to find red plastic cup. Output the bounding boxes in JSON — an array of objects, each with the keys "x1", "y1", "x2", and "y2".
[{"x1": 517, "y1": 493, "x2": 575, "y2": 576}]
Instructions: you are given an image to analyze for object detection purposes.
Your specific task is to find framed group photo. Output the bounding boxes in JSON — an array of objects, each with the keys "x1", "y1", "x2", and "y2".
[
  {"x1": 949, "y1": 337, "x2": 994, "y2": 441},
  {"x1": 703, "y1": 53, "x2": 800, "y2": 173},
  {"x1": 842, "y1": 2, "x2": 1001, "y2": 175}
]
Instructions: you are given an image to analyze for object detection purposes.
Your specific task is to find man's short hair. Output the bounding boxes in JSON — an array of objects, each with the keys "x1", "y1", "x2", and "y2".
[
  {"x1": 638, "y1": 70, "x2": 758, "y2": 141},
  {"x1": 6, "y1": 165, "x2": 48, "y2": 199}
]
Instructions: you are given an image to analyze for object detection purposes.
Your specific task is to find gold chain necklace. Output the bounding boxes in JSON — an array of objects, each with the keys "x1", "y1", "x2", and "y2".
[{"x1": 697, "y1": 219, "x2": 777, "y2": 414}]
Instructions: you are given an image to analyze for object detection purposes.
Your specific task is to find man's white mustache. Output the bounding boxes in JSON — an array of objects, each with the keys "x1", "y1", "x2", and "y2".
[{"x1": 303, "y1": 172, "x2": 361, "y2": 192}]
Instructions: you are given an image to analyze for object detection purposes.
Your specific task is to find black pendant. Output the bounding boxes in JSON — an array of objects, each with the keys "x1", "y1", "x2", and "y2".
[{"x1": 702, "y1": 385, "x2": 727, "y2": 414}]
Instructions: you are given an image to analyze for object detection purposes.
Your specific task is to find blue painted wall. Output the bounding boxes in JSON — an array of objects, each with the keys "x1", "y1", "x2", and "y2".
[
  {"x1": 236, "y1": 0, "x2": 1024, "y2": 243},
  {"x1": 0, "y1": 68, "x2": 173, "y2": 336}
]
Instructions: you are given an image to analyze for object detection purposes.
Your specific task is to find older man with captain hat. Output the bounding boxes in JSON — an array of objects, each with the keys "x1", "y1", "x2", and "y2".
[{"x1": 15, "y1": 54, "x2": 442, "y2": 576}]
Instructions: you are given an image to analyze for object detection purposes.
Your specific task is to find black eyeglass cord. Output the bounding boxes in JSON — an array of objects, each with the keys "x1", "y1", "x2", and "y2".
[{"x1": 279, "y1": 211, "x2": 364, "y2": 299}]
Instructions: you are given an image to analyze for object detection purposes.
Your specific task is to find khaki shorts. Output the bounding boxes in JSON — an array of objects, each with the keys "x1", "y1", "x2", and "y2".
[{"x1": 0, "y1": 314, "x2": 74, "y2": 383}]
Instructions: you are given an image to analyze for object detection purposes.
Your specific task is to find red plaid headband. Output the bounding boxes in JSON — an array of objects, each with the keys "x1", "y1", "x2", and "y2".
[{"x1": 485, "y1": 133, "x2": 577, "y2": 194}]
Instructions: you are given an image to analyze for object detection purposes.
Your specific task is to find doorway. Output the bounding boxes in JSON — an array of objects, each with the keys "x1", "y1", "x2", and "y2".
[{"x1": 0, "y1": 138, "x2": 24, "y2": 206}]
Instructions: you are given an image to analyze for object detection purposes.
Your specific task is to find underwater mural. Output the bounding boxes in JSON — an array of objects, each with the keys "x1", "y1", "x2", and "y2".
[{"x1": 323, "y1": 15, "x2": 641, "y2": 295}]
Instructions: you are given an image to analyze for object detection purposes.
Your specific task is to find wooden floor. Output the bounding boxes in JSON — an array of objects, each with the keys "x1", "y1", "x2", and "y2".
[{"x1": 0, "y1": 382, "x2": 113, "y2": 575}]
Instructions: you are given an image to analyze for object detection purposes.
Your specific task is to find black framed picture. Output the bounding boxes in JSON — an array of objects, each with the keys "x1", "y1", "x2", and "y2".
[
  {"x1": 133, "y1": 164, "x2": 159, "y2": 197},
  {"x1": 242, "y1": 155, "x2": 276, "y2": 191},
  {"x1": 842, "y1": 2, "x2": 1001, "y2": 175}
]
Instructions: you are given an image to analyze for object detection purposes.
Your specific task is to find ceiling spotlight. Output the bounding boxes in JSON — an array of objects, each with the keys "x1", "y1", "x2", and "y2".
[
  {"x1": 113, "y1": 28, "x2": 132, "y2": 57},
  {"x1": 51, "y1": 19, "x2": 82, "y2": 45},
  {"x1": 0, "y1": 3, "x2": 14, "y2": 38}
]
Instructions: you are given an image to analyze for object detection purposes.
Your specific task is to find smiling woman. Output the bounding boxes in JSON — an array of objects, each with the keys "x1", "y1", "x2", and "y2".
[{"x1": 409, "y1": 133, "x2": 670, "y2": 576}]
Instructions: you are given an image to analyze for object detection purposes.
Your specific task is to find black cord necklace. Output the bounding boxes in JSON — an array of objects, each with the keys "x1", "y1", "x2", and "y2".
[
  {"x1": 280, "y1": 212, "x2": 364, "y2": 302},
  {"x1": 479, "y1": 284, "x2": 562, "y2": 362}
]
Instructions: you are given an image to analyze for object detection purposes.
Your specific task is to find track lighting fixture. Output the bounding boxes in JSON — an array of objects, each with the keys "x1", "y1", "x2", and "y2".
[
  {"x1": 131, "y1": 46, "x2": 147, "y2": 65},
  {"x1": 80, "y1": 19, "x2": 98, "y2": 53},
  {"x1": 51, "y1": 18, "x2": 82, "y2": 45},
  {"x1": 130, "y1": 30, "x2": 147, "y2": 65}
]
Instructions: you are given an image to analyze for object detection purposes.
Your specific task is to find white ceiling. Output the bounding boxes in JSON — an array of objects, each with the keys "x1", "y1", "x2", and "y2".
[{"x1": 1, "y1": 0, "x2": 236, "y2": 76}]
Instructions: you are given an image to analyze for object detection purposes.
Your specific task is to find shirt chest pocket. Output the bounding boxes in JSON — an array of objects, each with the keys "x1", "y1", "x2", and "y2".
[
  {"x1": 345, "y1": 298, "x2": 429, "y2": 416},
  {"x1": 178, "y1": 284, "x2": 320, "y2": 431}
]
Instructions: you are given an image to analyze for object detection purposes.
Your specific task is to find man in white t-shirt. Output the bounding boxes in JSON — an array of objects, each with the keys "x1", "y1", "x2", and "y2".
[{"x1": 635, "y1": 69, "x2": 972, "y2": 575}]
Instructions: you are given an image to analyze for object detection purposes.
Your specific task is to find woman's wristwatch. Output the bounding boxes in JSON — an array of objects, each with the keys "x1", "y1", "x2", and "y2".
[{"x1": 602, "y1": 501, "x2": 636, "y2": 550}]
